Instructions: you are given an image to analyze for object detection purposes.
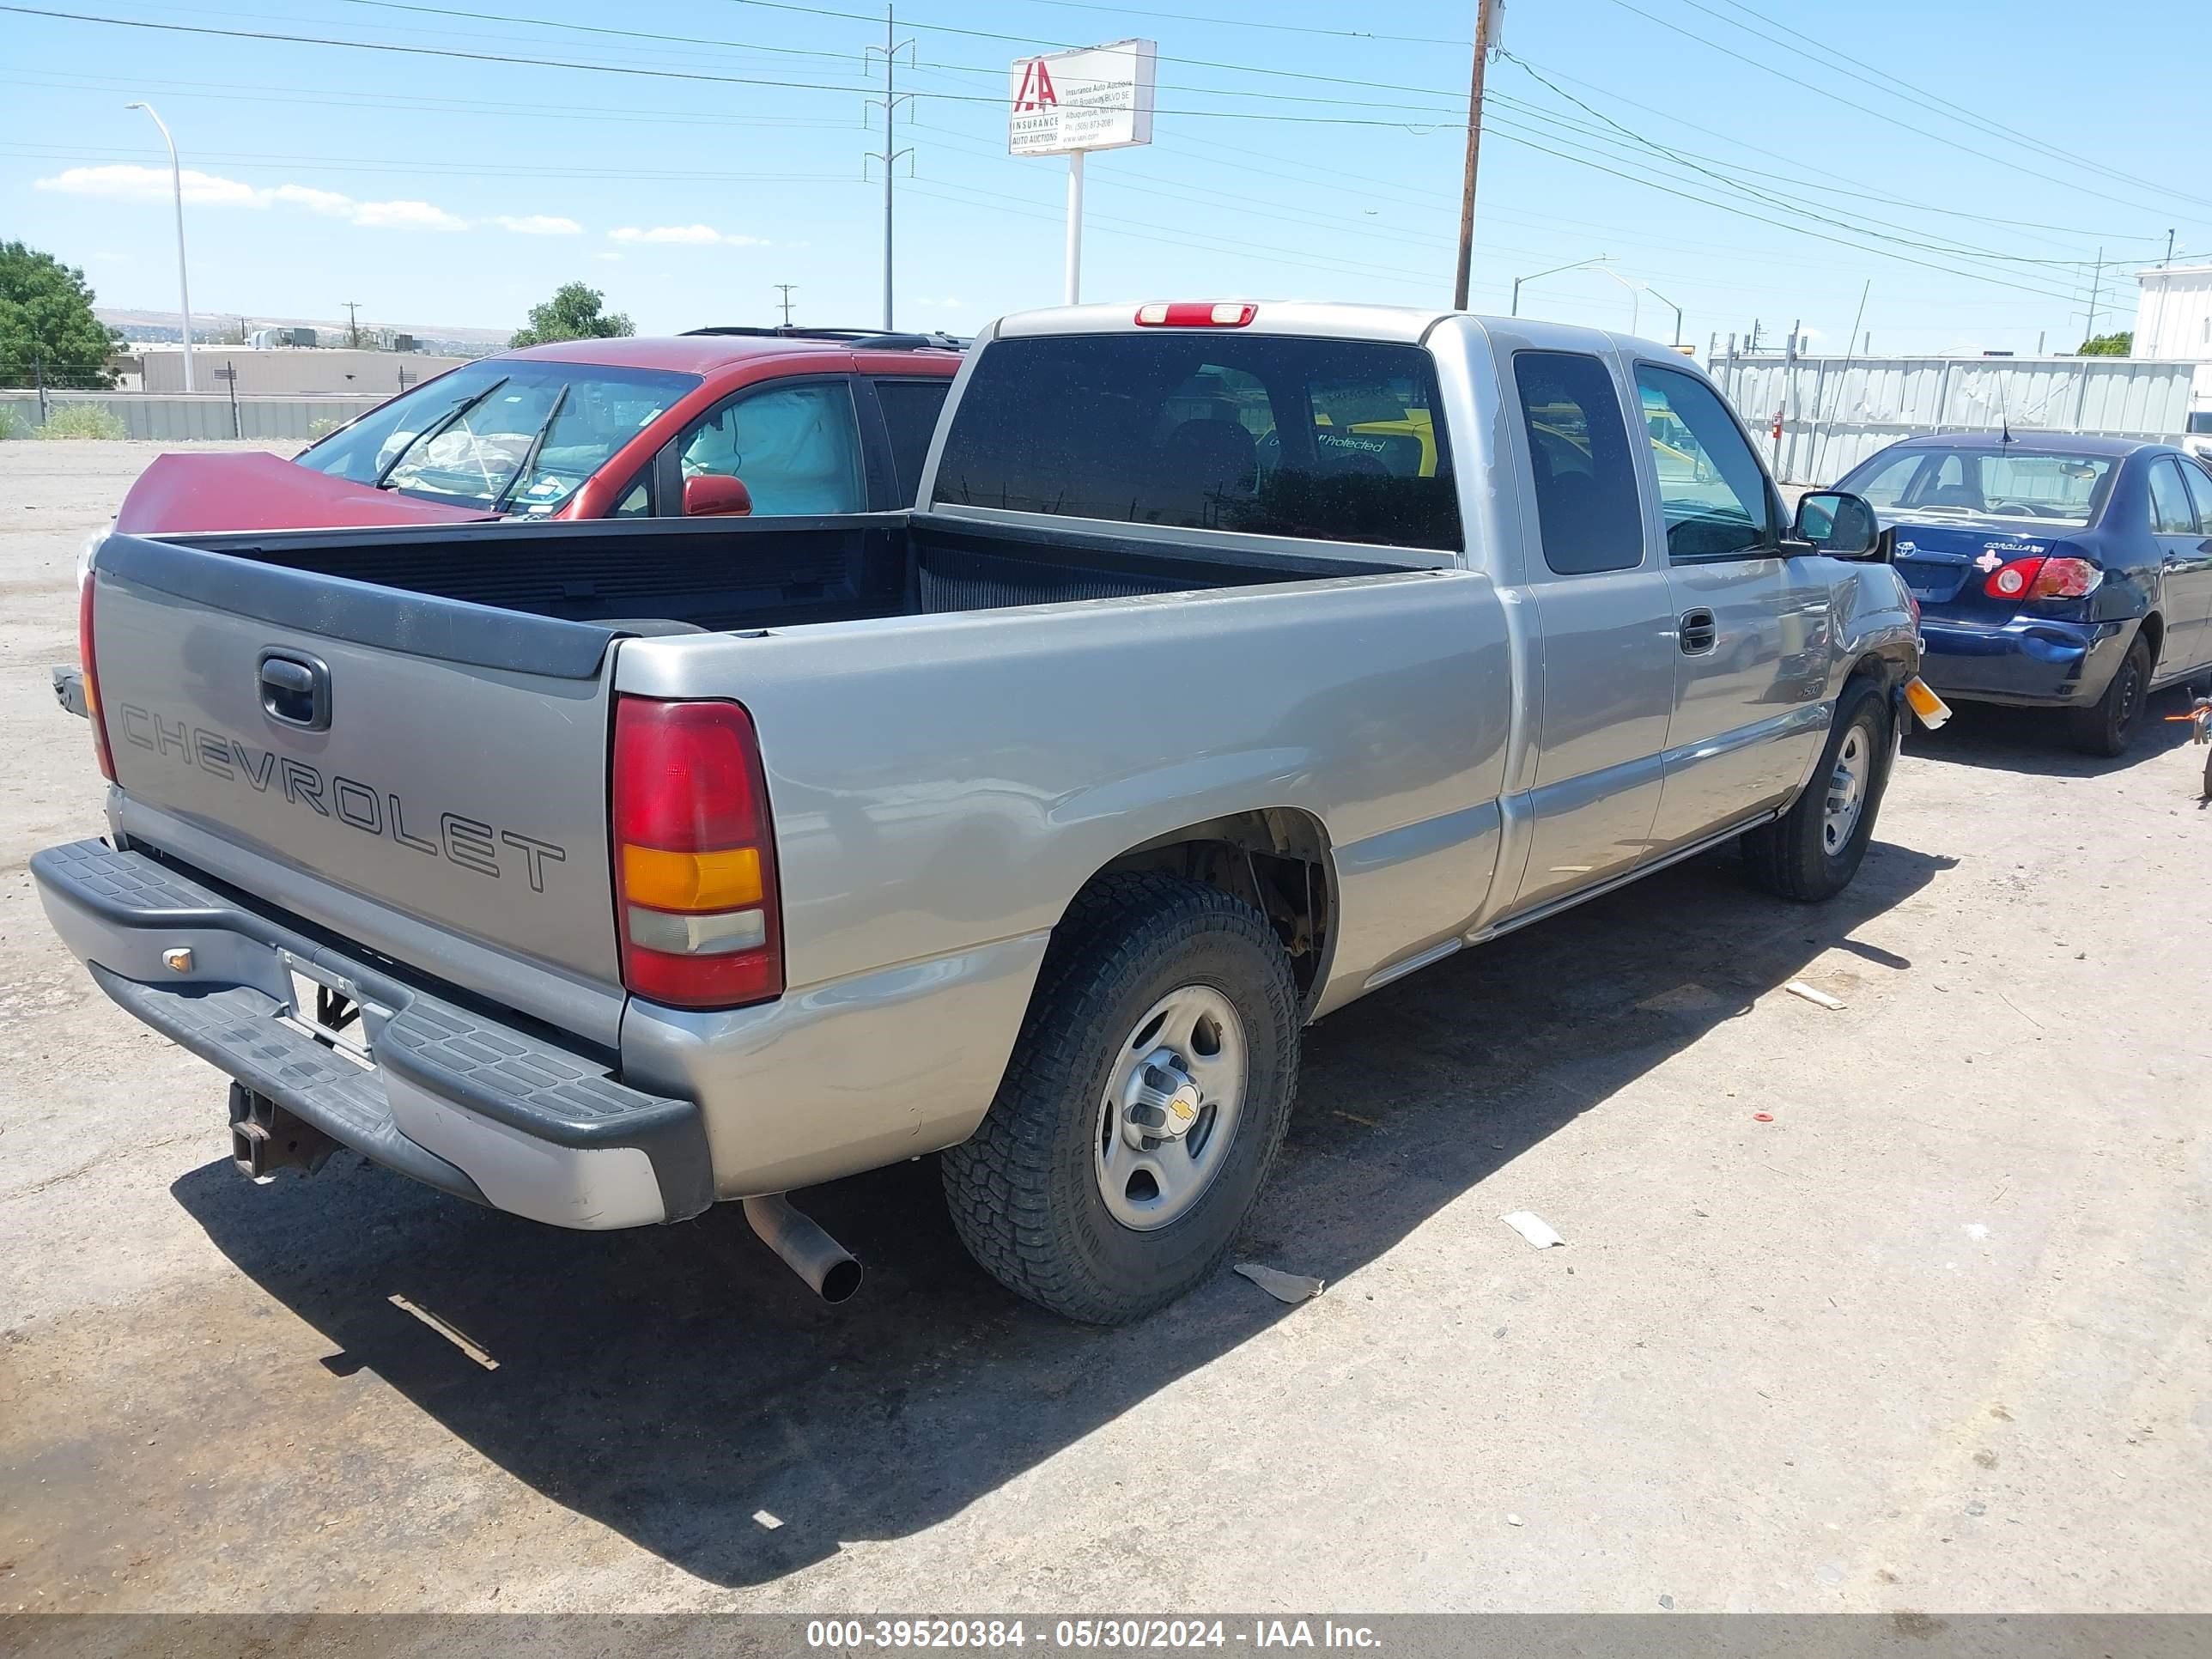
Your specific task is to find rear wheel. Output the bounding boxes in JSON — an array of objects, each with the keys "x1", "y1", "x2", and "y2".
[
  {"x1": 2069, "y1": 634, "x2": 2151, "y2": 757},
  {"x1": 941, "y1": 872, "x2": 1300, "y2": 1324},
  {"x1": 1742, "y1": 676, "x2": 1892, "y2": 902}
]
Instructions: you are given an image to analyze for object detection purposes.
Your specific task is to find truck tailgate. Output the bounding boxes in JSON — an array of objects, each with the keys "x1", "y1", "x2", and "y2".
[{"x1": 90, "y1": 533, "x2": 626, "y2": 1037}]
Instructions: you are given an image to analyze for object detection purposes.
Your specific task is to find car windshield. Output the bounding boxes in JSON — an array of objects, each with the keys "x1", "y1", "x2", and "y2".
[
  {"x1": 295, "y1": 358, "x2": 700, "y2": 514},
  {"x1": 1839, "y1": 445, "x2": 2116, "y2": 528}
]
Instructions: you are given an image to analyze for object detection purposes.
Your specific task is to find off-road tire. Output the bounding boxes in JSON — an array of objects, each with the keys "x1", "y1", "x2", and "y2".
[
  {"x1": 2069, "y1": 634, "x2": 2151, "y2": 758},
  {"x1": 1742, "y1": 675, "x2": 1893, "y2": 902},
  {"x1": 941, "y1": 872, "x2": 1300, "y2": 1325}
]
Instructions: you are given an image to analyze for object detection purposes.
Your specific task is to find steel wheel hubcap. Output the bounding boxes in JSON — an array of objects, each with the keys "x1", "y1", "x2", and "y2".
[
  {"x1": 1095, "y1": 985, "x2": 1247, "y2": 1231},
  {"x1": 1822, "y1": 722, "x2": 1871, "y2": 854}
]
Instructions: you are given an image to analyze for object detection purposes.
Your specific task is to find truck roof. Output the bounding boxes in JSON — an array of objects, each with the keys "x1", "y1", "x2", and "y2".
[{"x1": 988, "y1": 300, "x2": 1663, "y2": 356}]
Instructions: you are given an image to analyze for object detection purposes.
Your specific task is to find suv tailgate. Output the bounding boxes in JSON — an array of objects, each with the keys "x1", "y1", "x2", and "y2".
[{"x1": 90, "y1": 532, "x2": 627, "y2": 1043}]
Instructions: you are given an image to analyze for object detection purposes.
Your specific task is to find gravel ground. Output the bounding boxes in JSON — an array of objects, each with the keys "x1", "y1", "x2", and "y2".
[{"x1": 2, "y1": 442, "x2": 2208, "y2": 1617}]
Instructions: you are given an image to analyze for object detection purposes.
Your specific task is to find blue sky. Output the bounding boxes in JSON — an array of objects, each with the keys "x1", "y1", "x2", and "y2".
[{"x1": 3, "y1": 0, "x2": 2206, "y2": 353}]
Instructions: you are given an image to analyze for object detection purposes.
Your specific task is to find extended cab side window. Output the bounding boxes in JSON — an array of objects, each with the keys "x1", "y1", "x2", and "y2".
[
  {"x1": 1510, "y1": 350, "x2": 1643, "y2": 575},
  {"x1": 676, "y1": 380, "x2": 866, "y2": 515},
  {"x1": 1632, "y1": 363, "x2": 1778, "y2": 560},
  {"x1": 931, "y1": 334, "x2": 1461, "y2": 552}
]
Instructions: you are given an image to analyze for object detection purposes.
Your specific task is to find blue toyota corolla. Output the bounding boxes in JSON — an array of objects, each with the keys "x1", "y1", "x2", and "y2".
[{"x1": 1834, "y1": 434, "x2": 2212, "y2": 753}]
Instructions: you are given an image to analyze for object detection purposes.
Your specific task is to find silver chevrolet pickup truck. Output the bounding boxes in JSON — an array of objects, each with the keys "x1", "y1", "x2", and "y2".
[{"x1": 38, "y1": 302, "x2": 1922, "y2": 1322}]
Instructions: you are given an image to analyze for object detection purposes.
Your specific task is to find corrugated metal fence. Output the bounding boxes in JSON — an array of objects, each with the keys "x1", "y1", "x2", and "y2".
[
  {"x1": 1711, "y1": 354, "x2": 2197, "y2": 485},
  {"x1": 0, "y1": 392, "x2": 382, "y2": 442}
]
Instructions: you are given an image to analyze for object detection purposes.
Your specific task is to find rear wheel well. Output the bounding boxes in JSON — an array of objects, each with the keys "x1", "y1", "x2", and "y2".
[
  {"x1": 1086, "y1": 810, "x2": 1334, "y2": 1012},
  {"x1": 2138, "y1": 612, "x2": 2165, "y2": 673}
]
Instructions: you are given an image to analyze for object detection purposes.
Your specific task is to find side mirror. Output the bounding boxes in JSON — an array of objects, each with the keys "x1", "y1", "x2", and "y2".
[
  {"x1": 683, "y1": 474, "x2": 753, "y2": 518},
  {"x1": 1791, "y1": 489, "x2": 1884, "y2": 559}
]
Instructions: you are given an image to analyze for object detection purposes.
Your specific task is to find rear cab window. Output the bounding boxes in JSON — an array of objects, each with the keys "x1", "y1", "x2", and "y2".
[{"x1": 931, "y1": 333, "x2": 1461, "y2": 552}]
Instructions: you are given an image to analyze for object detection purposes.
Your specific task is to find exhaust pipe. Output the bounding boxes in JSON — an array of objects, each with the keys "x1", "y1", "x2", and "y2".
[{"x1": 743, "y1": 1194, "x2": 863, "y2": 1304}]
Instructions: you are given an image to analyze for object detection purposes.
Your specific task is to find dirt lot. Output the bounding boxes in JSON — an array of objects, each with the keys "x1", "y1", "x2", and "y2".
[{"x1": 3, "y1": 441, "x2": 2209, "y2": 1615}]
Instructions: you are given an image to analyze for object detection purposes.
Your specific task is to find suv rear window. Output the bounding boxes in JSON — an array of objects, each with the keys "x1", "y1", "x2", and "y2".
[{"x1": 931, "y1": 333, "x2": 1461, "y2": 551}]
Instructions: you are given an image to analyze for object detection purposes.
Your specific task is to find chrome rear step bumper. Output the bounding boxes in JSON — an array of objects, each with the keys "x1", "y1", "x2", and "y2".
[{"x1": 34, "y1": 839, "x2": 712, "y2": 1230}]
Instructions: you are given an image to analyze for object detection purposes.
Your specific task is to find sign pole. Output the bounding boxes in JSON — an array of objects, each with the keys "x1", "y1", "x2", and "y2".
[
  {"x1": 1010, "y1": 39, "x2": 1153, "y2": 306},
  {"x1": 1065, "y1": 151, "x2": 1085, "y2": 305}
]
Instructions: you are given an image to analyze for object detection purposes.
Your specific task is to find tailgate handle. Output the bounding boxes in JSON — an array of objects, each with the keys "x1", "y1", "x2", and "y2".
[{"x1": 257, "y1": 649, "x2": 331, "y2": 731}]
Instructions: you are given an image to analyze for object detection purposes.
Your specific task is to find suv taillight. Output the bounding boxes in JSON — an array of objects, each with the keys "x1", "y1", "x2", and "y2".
[
  {"x1": 611, "y1": 696, "x2": 782, "y2": 1009},
  {"x1": 78, "y1": 574, "x2": 116, "y2": 782}
]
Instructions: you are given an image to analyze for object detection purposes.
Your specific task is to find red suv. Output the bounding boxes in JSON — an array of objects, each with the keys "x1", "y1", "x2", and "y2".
[{"x1": 114, "y1": 327, "x2": 964, "y2": 534}]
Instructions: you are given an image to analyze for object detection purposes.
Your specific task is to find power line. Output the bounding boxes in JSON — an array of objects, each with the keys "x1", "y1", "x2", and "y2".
[
  {"x1": 331, "y1": 0, "x2": 1478, "y2": 113},
  {"x1": 1588, "y1": 0, "x2": 2212, "y2": 222},
  {"x1": 990, "y1": 0, "x2": 1464, "y2": 48},
  {"x1": 1692, "y1": 0, "x2": 2212, "y2": 216},
  {"x1": 1496, "y1": 58, "x2": 2104, "y2": 274},
  {"x1": 0, "y1": 7, "x2": 1467, "y2": 125},
  {"x1": 1478, "y1": 125, "x2": 2086, "y2": 305}
]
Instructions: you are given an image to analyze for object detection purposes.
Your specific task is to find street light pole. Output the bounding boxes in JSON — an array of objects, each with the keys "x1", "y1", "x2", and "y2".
[
  {"x1": 126, "y1": 101, "x2": 195, "y2": 392},
  {"x1": 1510, "y1": 256, "x2": 1609, "y2": 318},
  {"x1": 1644, "y1": 287, "x2": 1684, "y2": 348}
]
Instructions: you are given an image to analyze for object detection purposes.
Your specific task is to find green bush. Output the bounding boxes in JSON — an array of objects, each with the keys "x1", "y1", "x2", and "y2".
[
  {"x1": 307, "y1": 416, "x2": 343, "y2": 439},
  {"x1": 35, "y1": 403, "x2": 129, "y2": 440},
  {"x1": 0, "y1": 405, "x2": 27, "y2": 439}
]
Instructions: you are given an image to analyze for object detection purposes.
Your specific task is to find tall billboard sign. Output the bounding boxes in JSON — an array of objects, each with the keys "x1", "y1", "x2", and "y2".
[{"x1": 1008, "y1": 40, "x2": 1158, "y2": 302}]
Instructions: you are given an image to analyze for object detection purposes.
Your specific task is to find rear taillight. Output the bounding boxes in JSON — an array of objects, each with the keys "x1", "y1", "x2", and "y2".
[
  {"x1": 1984, "y1": 555, "x2": 2101, "y2": 602},
  {"x1": 611, "y1": 696, "x2": 782, "y2": 1010},
  {"x1": 1135, "y1": 301, "x2": 1256, "y2": 327},
  {"x1": 78, "y1": 574, "x2": 116, "y2": 782}
]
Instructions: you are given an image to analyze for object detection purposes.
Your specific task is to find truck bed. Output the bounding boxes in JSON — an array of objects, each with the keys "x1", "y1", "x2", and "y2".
[{"x1": 173, "y1": 512, "x2": 1410, "y2": 635}]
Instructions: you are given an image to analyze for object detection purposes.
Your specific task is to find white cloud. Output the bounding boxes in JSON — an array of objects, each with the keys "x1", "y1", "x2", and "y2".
[
  {"x1": 494, "y1": 214, "x2": 583, "y2": 236},
  {"x1": 608, "y1": 223, "x2": 769, "y2": 246},
  {"x1": 350, "y1": 199, "x2": 467, "y2": 232},
  {"x1": 37, "y1": 164, "x2": 465, "y2": 231},
  {"x1": 593, "y1": 251, "x2": 624, "y2": 263}
]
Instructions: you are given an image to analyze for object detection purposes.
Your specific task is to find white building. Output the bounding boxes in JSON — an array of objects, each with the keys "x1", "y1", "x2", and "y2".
[
  {"x1": 2133, "y1": 264, "x2": 2212, "y2": 450},
  {"x1": 137, "y1": 347, "x2": 468, "y2": 397},
  {"x1": 2135, "y1": 263, "x2": 2212, "y2": 360}
]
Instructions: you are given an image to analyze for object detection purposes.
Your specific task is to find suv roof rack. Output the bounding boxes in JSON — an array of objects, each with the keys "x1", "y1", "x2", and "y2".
[{"x1": 681, "y1": 325, "x2": 966, "y2": 350}]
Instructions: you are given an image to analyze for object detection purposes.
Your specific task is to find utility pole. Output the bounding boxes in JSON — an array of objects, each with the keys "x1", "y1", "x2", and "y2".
[
  {"x1": 2082, "y1": 248, "x2": 2104, "y2": 344},
  {"x1": 1451, "y1": 0, "x2": 1498, "y2": 312},
  {"x1": 774, "y1": 283, "x2": 798, "y2": 326},
  {"x1": 2164, "y1": 228, "x2": 2176, "y2": 266},
  {"x1": 863, "y1": 5, "x2": 915, "y2": 331},
  {"x1": 343, "y1": 301, "x2": 362, "y2": 349}
]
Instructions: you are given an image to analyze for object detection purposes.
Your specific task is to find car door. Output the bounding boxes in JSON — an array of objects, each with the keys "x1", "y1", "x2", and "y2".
[
  {"x1": 1633, "y1": 361, "x2": 1831, "y2": 855},
  {"x1": 2154, "y1": 456, "x2": 2212, "y2": 673},
  {"x1": 1497, "y1": 345, "x2": 1675, "y2": 917},
  {"x1": 658, "y1": 377, "x2": 876, "y2": 515}
]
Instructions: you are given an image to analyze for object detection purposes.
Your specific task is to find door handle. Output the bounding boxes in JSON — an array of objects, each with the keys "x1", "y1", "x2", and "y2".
[
  {"x1": 1678, "y1": 608, "x2": 1717, "y2": 654},
  {"x1": 257, "y1": 648, "x2": 331, "y2": 731}
]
